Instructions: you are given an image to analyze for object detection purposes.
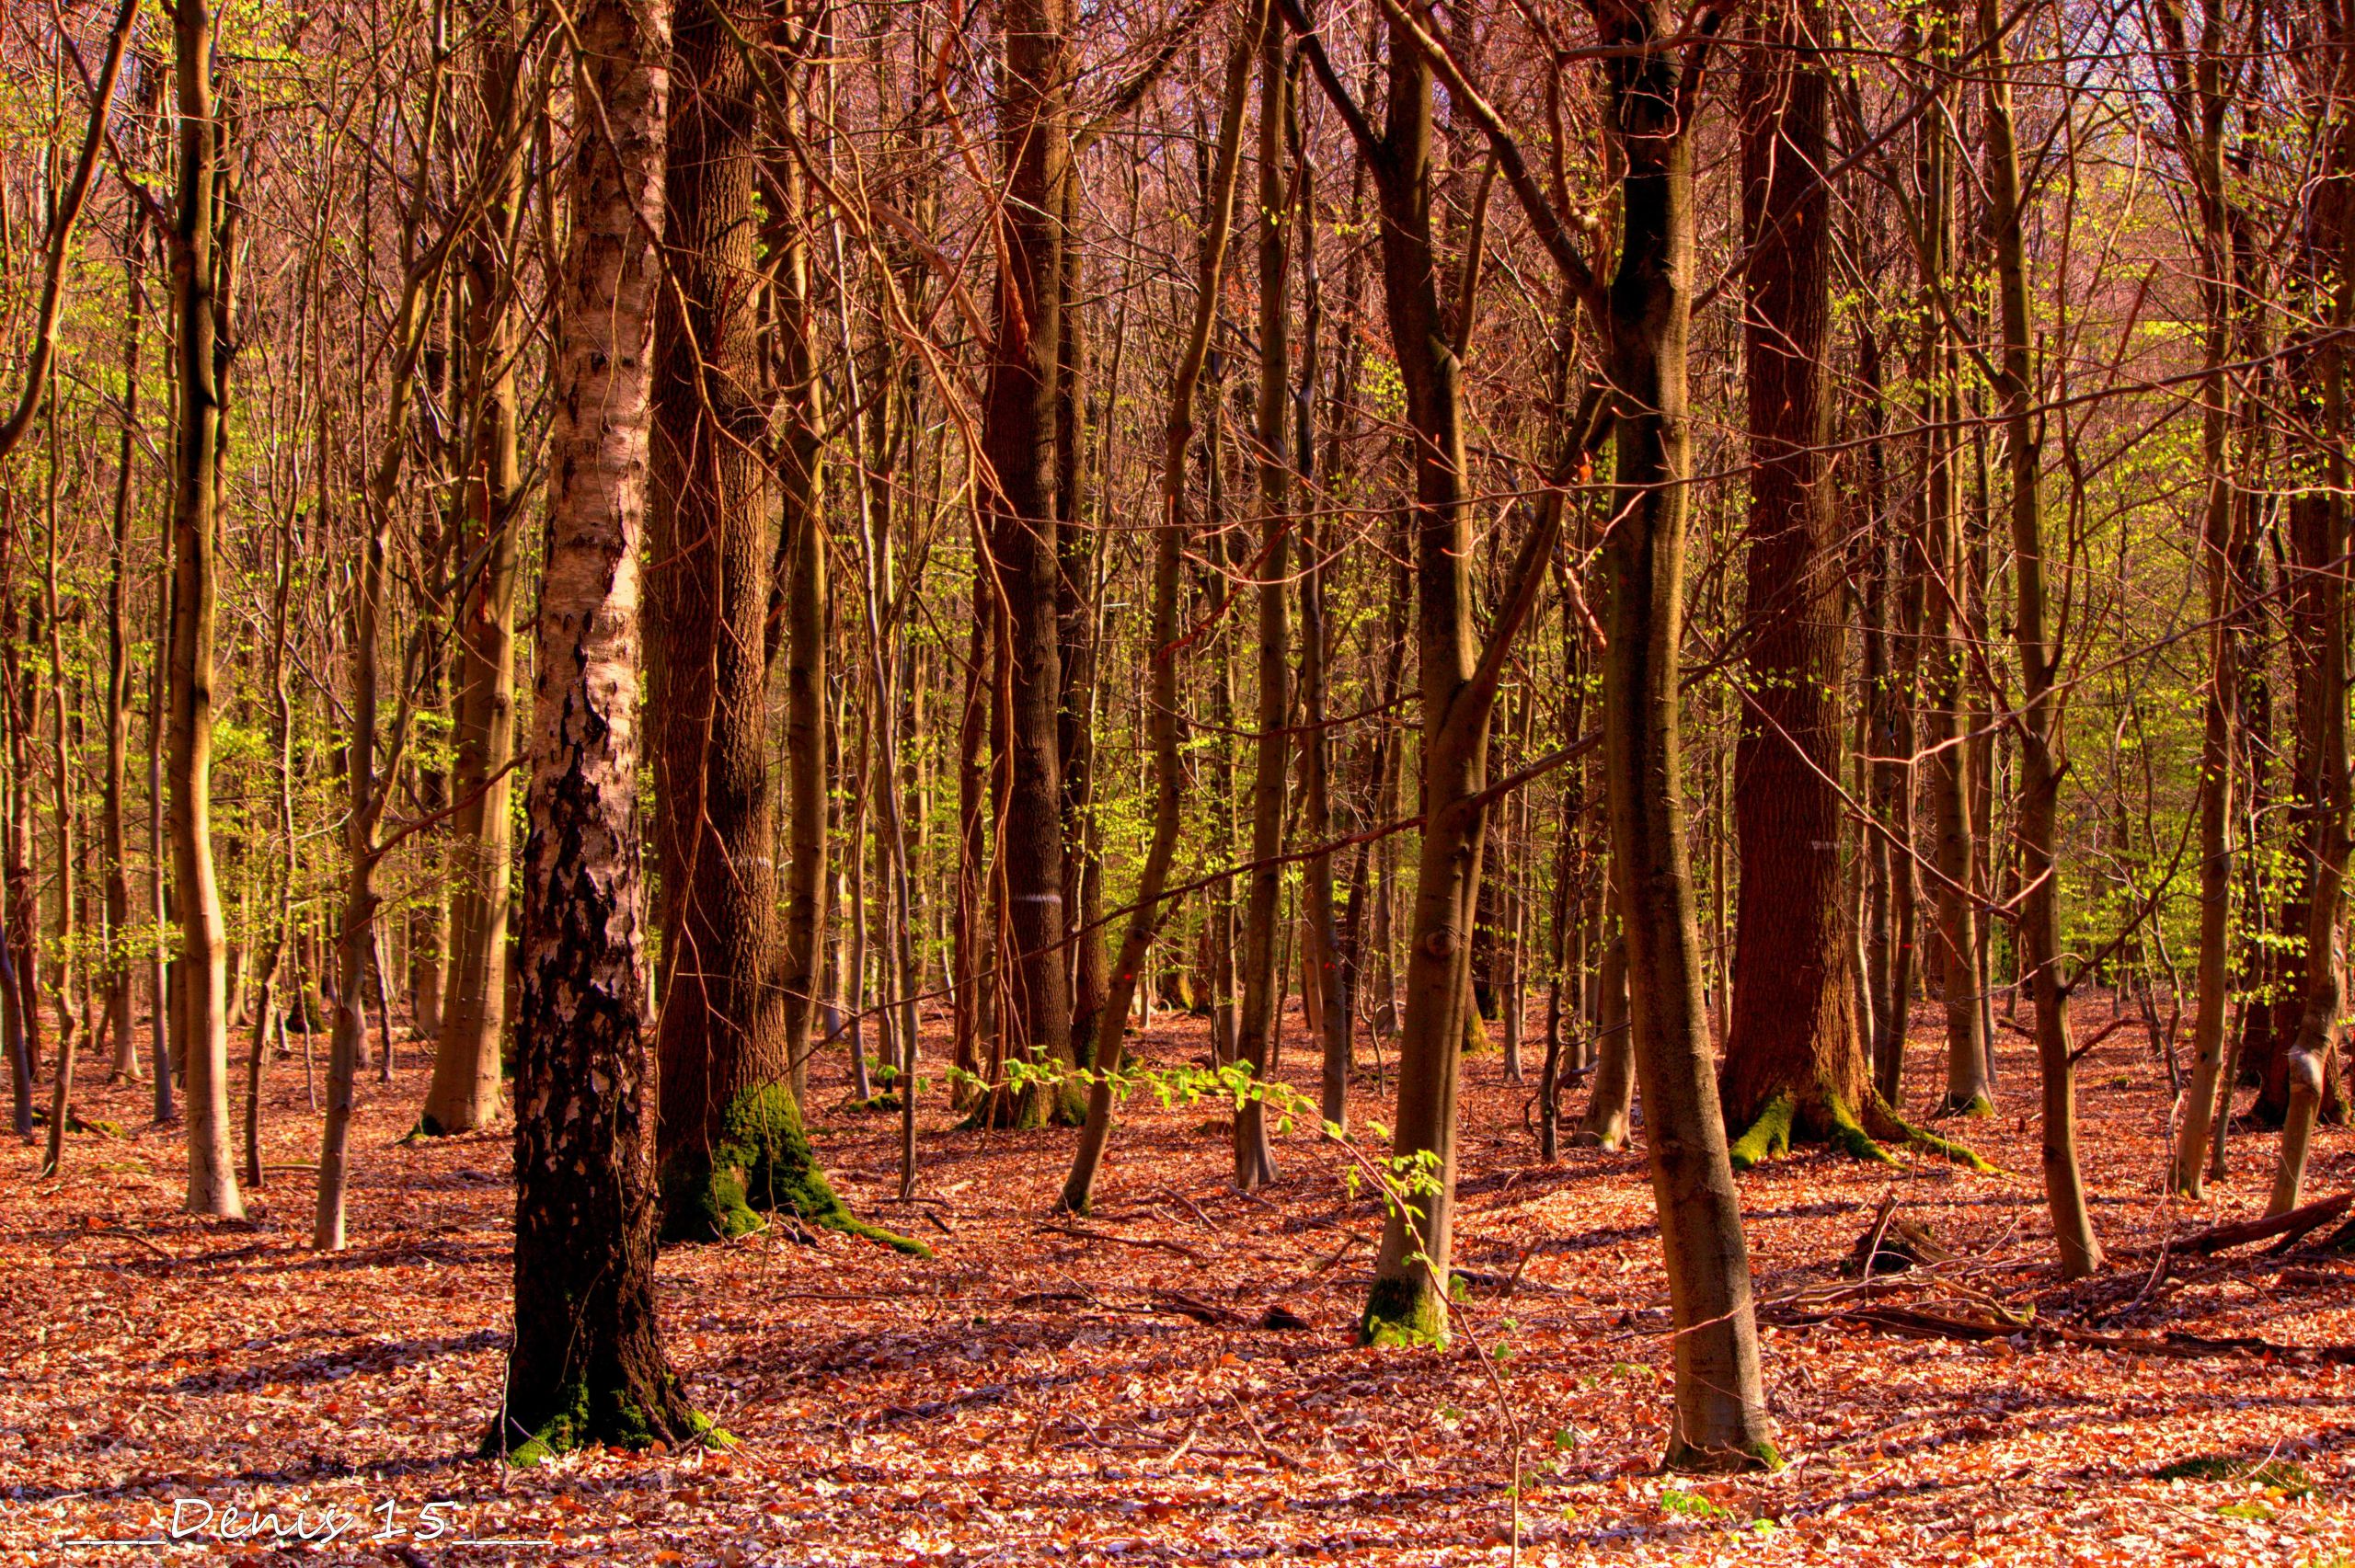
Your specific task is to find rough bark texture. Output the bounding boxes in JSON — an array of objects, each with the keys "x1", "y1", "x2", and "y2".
[
  {"x1": 500, "y1": 0, "x2": 698, "y2": 1459},
  {"x1": 1721, "y1": 0, "x2": 1871, "y2": 1162},
  {"x1": 647, "y1": 0, "x2": 819, "y2": 1242},
  {"x1": 983, "y1": 0, "x2": 1080, "y2": 1126}
]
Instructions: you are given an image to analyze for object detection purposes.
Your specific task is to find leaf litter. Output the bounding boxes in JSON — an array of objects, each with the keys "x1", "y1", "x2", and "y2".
[{"x1": 3, "y1": 1000, "x2": 2351, "y2": 1565}]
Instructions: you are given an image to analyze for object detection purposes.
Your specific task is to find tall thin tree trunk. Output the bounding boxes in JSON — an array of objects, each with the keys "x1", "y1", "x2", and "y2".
[
  {"x1": 317, "y1": 84, "x2": 446, "y2": 1245},
  {"x1": 168, "y1": 0, "x2": 243, "y2": 1218},
  {"x1": 775, "y1": 96, "x2": 831, "y2": 1115},
  {"x1": 2163, "y1": 0, "x2": 2241, "y2": 1196},
  {"x1": 1062, "y1": 6, "x2": 1259, "y2": 1212},
  {"x1": 1233, "y1": 19, "x2": 1290, "y2": 1192},
  {"x1": 1053, "y1": 171, "x2": 1108, "y2": 1077},
  {"x1": 1919, "y1": 0, "x2": 1992, "y2": 1116},
  {"x1": 1591, "y1": 0, "x2": 1775, "y2": 1465},
  {"x1": 1296, "y1": 139, "x2": 1348, "y2": 1138},
  {"x1": 103, "y1": 238, "x2": 144, "y2": 1083},
  {"x1": 422, "y1": 0, "x2": 528, "y2": 1136},
  {"x1": 1980, "y1": 0, "x2": 2099, "y2": 1276},
  {"x1": 38, "y1": 394, "x2": 83, "y2": 1177}
]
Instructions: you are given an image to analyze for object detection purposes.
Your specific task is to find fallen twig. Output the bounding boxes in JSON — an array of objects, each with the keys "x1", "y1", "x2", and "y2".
[{"x1": 1038, "y1": 1221, "x2": 1210, "y2": 1265}]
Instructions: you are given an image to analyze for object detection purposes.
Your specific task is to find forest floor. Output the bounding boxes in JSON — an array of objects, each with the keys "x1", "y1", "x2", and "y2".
[{"x1": 3, "y1": 1001, "x2": 2353, "y2": 1566}]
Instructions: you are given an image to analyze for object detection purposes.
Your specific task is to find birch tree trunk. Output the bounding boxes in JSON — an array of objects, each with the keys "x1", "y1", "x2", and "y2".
[{"x1": 500, "y1": 0, "x2": 698, "y2": 1458}]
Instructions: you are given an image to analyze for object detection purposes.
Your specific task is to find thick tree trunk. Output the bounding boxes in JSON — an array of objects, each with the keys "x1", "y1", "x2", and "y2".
[
  {"x1": 499, "y1": 0, "x2": 697, "y2": 1460},
  {"x1": 983, "y1": 0, "x2": 1079, "y2": 1127},
  {"x1": 647, "y1": 0, "x2": 833, "y2": 1242},
  {"x1": 168, "y1": 0, "x2": 243, "y2": 1218},
  {"x1": 1721, "y1": 0, "x2": 1873, "y2": 1166},
  {"x1": 2270, "y1": 265, "x2": 2352, "y2": 1207},
  {"x1": 2269, "y1": 489, "x2": 2349, "y2": 1214}
]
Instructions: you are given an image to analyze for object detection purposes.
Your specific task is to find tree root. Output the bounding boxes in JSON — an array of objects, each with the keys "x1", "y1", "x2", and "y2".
[
  {"x1": 1661, "y1": 1433, "x2": 1782, "y2": 1474},
  {"x1": 1729, "y1": 1090, "x2": 1897, "y2": 1171},
  {"x1": 660, "y1": 1084, "x2": 931, "y2": 1257},
  {"x1": 1866, "y1": 1097, "x2": 1998, "y2": 1173}
]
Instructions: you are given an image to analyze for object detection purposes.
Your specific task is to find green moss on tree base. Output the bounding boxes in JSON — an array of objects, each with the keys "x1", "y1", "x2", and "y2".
[
  {"x1": 1936, "y1": 1093, "x2": 1996, "y2": 1118},
  {"x1": 1662, "y1": 1433, "x2": 1783, "y2": 1474},
  {"x1": 659, "y1": 1084, "x2": 931, "y2": 1257},
  {"x1": 1360, "y1": 1276, "x2": 1448, "y2": 1348},
  {"x1": 1823, "y1": 1094, "x2": 1897, "y2": 1166},
  {"x1": 1729, "y1": 1090, "x2": 1896, "y2": 1169},
  {"x1": 1728, "y1": 1093, "x2": 1797, "y2": 1170},
  {"x1": 494, "y1": 1374, "x2": 715, "y2": 1467}
]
